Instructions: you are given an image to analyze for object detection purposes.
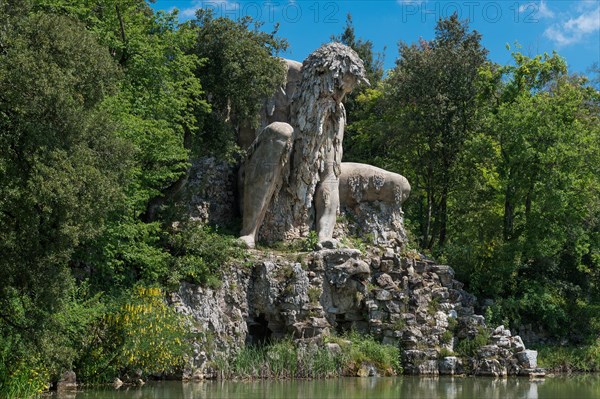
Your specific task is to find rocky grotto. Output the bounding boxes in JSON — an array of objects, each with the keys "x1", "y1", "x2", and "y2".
[{"x1": 168, "y1": 43, "x2": 544, "y2": 380}]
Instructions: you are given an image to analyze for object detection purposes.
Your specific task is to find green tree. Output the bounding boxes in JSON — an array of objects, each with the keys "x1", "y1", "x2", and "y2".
[
  {"x1": 386, "y1": 14, "x2": 488, "y2": 250},
  {"x1": 0, "y1": 4, "x2": 130, "y2": 389},
  {"x1": 332, "y1": 14, "x2": 390, "y2": 183},
  {"x1": 332, "y1": 14, "x2": 384, "y2": 88},
  {"x1": 34, "y1": 1, "x2": 211, "y2": 287},
  {"x1": 187, "y1": 9, "x2": 287, "y2": 157},
  {"x1": 447, "y1": 51, "x2": 600, "y2": 339}
]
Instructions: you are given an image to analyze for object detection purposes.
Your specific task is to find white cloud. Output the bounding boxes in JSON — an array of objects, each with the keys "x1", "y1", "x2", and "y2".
[
  {"x1": 564, "y1": 9, "x2": 600, "y2": 34},
  {"x1": 180, "y1": 5, "x2": 199, "y2": 19},
  {"x1": 575, "y1": 0, "x2": 599, "y2": 13},
  {"x1": 544, "y1": 5, "x2": 600, "y2": 47},
  {"x1": 519, "y1": 1, "x2": 555, "y2": 20}
]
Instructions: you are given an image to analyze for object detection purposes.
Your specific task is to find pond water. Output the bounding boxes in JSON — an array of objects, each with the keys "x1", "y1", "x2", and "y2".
[{"x1": 56, "y1": 375, "x2": 600, "y2": 399}]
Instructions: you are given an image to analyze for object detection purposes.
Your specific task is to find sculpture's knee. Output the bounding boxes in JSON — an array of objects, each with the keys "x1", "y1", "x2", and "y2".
[
  {"x1": 261, "y1": 121, "x2": 294, "y2": 144},
  {"x1": 244, "y1": 121, "x2": 293, "y2": 177}
]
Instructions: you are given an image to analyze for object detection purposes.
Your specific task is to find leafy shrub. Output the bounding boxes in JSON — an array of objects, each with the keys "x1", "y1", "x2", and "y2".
[
  {"x1": 392, "y1": 318, "x2": 406, "y2": 331},
  {"x1": 484, "y1": 282, "x2": 575, "y2": 339},
  {"x1": 0, "y1": 338, "x2": 49, "y2": 398},
  {"x1": 447, "y1": 317, "x2": 458, "y2": 331},
  {"x1": 0, "y1": 282, "x2": 107, "y2": 396},
  {"x1": 441, "y1": 330, "x2": 454, "y2": 345},
  {"x1": 327, "y1": 331, "x2": 402, "y2": 376},
  {"x1": 308, "y1": 287, "x2": 322, "y2": 304},
  {"x1": 217, "y1": 331, "x2": 402, "y2": 379},
  {"x1": 303, "y1": 231, "x2": 319, "y2": 251},
  {"x1": 439, "y1": 347, "x2": 455, "y2": 358},
  {"x1": 77, "y1": 286, "x2": 189, "y2": 381},
  {"x1": 223, "y1": 339, "x2": 299, "y2": 379},
  {"x1": 167, "y1": 222, "x2": 245, "y2": 288},
  {"x1": 456, "y1": 327, "x2": 490, "y2": 358},
  {"x1": 344, "y1": 332, "x2": 402, "y2": 375}
]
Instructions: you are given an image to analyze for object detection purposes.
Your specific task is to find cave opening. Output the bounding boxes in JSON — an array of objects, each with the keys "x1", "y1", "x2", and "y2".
[
  {"x1": 246, "y1": 313, "x2": 272, "y2": 346},
  {"x1": 335, "y1": 313, "x2": 351, "y2": 335}
]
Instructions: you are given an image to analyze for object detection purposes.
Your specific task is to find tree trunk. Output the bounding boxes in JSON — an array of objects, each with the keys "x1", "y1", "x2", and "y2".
[
  {"x1": 421, "y1": 188, "x2": 432, "y2": 249},
  {"x1": 439, "y1": 185, "x2": 448, "y2": 248},
  {"x1": 503, "y1": 180, "x2": 515, "y2": 241},
  {"x1": 115, "y1": 4, "x2": 128, "y2": 65},
  {"x1": 525, "y1": 177, "x2": 534, "y2": 220}
]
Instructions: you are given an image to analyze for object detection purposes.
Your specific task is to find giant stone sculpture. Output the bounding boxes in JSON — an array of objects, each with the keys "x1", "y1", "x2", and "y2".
[{"x1": 239, "y1": 43, "x2": 409, "y2": 248}]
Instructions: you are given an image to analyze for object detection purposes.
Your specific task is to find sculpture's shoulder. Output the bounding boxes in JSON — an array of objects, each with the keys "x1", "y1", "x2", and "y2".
[{"x1": 282, "y1": 59, "x2": 302, "y2": 81}]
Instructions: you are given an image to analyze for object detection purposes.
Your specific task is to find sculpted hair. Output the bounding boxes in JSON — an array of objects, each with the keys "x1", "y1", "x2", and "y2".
[{"x1": 288, "y1": 42, "x2": 368, "y2": 220}]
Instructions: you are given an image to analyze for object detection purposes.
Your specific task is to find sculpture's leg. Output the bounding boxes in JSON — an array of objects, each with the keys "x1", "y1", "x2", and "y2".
[
  {"x1": 239, "y1": 122, "x2": 293, "y2": 248},
  {"x1": 315, "y1": 170, "x2": 339, "y2": 243}
]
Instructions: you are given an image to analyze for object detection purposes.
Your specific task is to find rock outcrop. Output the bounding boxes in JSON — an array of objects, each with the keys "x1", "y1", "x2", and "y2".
[
  {"x1": 170, "y1": 269, "x2": 251, "y2": 380},
  {"x1": 172, "y1": 244, "x2": 543, "y2": 378},
  {"x1": 56, "y1": 370, "x2": 77, "y2": 392},
  {"x1": 172, "y1": 157, "x2": 238, "y2": 227}
]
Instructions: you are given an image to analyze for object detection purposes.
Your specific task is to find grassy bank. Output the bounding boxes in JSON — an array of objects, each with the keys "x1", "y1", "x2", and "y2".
[
  {"x1": 213, "y1": 332, "x2": 401, "y2": 379},
  {"x1": 536, "y1": 339, "x2": 600, "y2": 373}
]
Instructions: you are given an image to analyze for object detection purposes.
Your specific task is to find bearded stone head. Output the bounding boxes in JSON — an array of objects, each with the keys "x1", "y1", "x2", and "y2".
[{"x1": 299, "y1": 42, "x2": 369, "y2": 104}]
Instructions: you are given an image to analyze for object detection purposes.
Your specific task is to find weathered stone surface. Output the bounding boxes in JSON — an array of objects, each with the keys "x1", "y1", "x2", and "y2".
[
  {"x1": 171, "y1": 268, "x2": 251, "y2": 377},
  {"x1": 174, "y1": 157, "x2": 237, "y2": 227},
  {"x1": 475, "y1": 359, "x2": 507, "y2": 377},
  {"x1": 239, "y1": 59, "x2": 303, "y2": 150},
  {"x1": 478, "y1": 345, "x2": 500, "y2": 358},
  {"x1": 431, "y1": 265, "x2": 455, "y2": 288},
  {"x1": 517, "y1": 350, "x2": 538, "y2": 369},
  {"x1": 511, "y1": 335, "x2": 526, "y2": 353},
  {"x1": 375, "y1": 273, "x2": 399, "y2": 290},
  {"x1": 339, "y1": 163, "x2": 410, "y2": 246},
  {"x1": 357, "y1": 363, "x2": 378, "y2": 377},
  {"x1": 494, "y1": 325, "x2": 512, "y2": 337},
  {"x1": 439, "y1": 356, "x2": 463, "y2": 375},
  {"x1": 56, "y1": 370, "x2": 77, "y2": 391},
  {"x1": 240, "y1": 43, "x2": 369, "y2": 246},
  {"x1": 171, "y1": 243, "x2": 542, "y2": 378},
  {"x1": 418, "y1": 360, "x2": 440, "y2": 375},
  {"x1": 376, "y1": 289, "x2": 392, "y2": 301},
  {"x1": 494, "y1": 336, "x2": 511, "y2": 348}
]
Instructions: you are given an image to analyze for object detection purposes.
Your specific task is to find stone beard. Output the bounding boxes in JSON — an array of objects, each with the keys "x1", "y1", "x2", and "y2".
[{"x1": 286, "y1": 97, "x2": 346, "y2": 240}]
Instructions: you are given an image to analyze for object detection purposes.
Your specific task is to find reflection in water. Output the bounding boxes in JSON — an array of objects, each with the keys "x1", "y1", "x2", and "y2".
[{"x1": 62, "y1": 374, "x2": 600, "y2": 399}]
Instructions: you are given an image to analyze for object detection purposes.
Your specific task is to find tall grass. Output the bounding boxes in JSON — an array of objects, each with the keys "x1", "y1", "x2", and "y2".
[
  {"x1": 537, "y1": 339, "x2": 600, "y2": 372},
  {"x1": 0, "y1": 337, "x2": 49, "y2": 399},
  {"x1": 327, "y1": 331, "x2": 402, "y2": 376},
  {"x1": 215, "y1": 333, "x2": 401, "y2": 380},
  {"x1": 0, "y1": 362, "x2": 48, "y2": 399}
]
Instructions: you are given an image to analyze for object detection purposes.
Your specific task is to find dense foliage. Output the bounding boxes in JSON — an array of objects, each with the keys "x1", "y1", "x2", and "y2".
[
  {"x1": 342, "y1": 15, "x2": 600, "y2": 344},
  {"x1": 0, "y1": 2, "x2": 598, "y2": 395},
  {"x1": 187, "y1": 9, "x2": 287, "y2": 157},
  {"x1": 0, "y1": 0, "x2": 282, "y2": 396}
]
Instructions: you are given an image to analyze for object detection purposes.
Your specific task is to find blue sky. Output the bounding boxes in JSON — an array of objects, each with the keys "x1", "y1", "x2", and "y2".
[{"x1": 152, "y1": 1, "x2": 600, "y2": 76}]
